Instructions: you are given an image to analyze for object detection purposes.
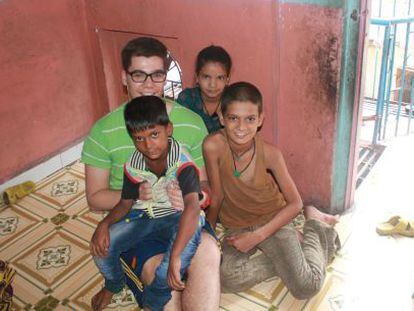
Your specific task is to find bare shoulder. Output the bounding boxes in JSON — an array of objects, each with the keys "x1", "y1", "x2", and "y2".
[
  {"x1": 203, "y1": 131, "x2": 226, "y2": 154},
  {"x1": 262, "y1": 140, "x2": 284, "y2": 166},
  {"x1": 263, "y1": 140, "x2": 283, "y2": 158}
]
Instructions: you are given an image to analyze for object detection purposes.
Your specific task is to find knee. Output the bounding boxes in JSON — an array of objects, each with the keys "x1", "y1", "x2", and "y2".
[
  {"x1": 191, "y1": 233, "x2": 221, "y2": 269},
  {"x1": 219, "y1": 254, "x2": 251, "y2": 293},
  {"x1": 220, "y1": 264, "x2": 246, "y2": 293},
  {"x1": 141, "y1": 254, "x2": 164, "y2": 285},
  {"x1": 287, "y1": 273, "x2": 324, "y2": 300},
  {"x1": 289, "y1": 284, "x2": 322, "y2": 300}
]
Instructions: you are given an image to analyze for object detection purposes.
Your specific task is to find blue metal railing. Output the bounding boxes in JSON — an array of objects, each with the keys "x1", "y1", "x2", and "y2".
[
  {"x1": 407, "y1": 77, "x2": 414, "y2": 132},
  {"x1": 369, "y1": 15, "x2": 414, "y2": 144}
]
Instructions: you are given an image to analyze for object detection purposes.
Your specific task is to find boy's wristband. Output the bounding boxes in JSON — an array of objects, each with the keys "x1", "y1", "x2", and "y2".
[{"x1": 199, "y1": 190, "x2": 211, "y2": 210}]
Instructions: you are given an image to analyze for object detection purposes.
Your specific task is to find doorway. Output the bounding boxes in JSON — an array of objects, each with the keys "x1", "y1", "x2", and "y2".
[{"x1": 356, "y1": 0, "x2": 414, "y2": 188}]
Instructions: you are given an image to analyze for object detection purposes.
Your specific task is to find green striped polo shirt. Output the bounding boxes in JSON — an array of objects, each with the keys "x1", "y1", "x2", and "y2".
[{"x1": 81, "y1": 99, "x2": 208, "y2": 190}]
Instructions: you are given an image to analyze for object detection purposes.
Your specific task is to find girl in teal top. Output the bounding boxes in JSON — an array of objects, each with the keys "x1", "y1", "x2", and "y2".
[{"x1": 177, "y1": 45, "x2": 232, "y2": 133}]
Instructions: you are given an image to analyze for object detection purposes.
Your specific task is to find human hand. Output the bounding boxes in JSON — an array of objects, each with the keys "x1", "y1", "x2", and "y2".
[
  {"x1": 90, "y1": 222, "x2": 110, "y2": 257},
  {"x1": 167, "y1": 255, "x2": 185, "y2": 291},
  {"x1": 167, "y1": 180, "x2": 184, "y2": 211},
  {"x1": 226, "y1": 231, "x2": 261, "y2": 253},
  {"x1": 138, "y1": 181, "x2": 152, "y2": 201}
]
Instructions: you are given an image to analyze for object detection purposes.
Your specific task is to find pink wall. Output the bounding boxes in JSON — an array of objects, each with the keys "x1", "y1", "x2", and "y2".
[
  {"x1": 277, "y1": 3, "x2": 343, "y2": 208},
  {"x1": 86, "y1": 0, "x2": 279, "y2": 141},
  {"x1": 0, "y1": 0, "x2": 106, "y2": 183},
  {"x1": 0, "y1": 0, "x2": 347, "y2": 209}
]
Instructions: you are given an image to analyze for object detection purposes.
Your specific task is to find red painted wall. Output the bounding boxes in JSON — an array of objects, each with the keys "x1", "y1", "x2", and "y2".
[
  {"x1": 86, "y1": 0, "x2": 279, "y2": 140},
  {"x1": 277, "y1": 3, "x2": 343, "y2": 208},
  {"x1": 0, "y1": 0, "x2": 106, "y2": 183},
  {"x1": 1, "y1": 0, "x2": 346, "y2": 209}
]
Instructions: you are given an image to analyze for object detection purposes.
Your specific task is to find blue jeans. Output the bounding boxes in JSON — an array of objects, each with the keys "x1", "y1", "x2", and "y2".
[
  {"x1": 93, "y1": 209, "x2": 204, "y2": 311},
  {"x1": 121, "y1": 219, "x2": 219, "y2": 308}
]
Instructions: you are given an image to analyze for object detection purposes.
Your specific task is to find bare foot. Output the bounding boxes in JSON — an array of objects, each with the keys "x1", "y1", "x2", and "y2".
[
  {"x1": 304, "y1": 205, "x2": 339, "y2": 226},
  {"x1": 91, "y1": 288, "x2": 113, "y2": 311}
]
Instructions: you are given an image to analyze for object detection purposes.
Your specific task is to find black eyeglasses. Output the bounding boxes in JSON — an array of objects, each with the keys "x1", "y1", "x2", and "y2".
[{"x1": 127, "y1": 70, "x2": 167, "y2": 83}]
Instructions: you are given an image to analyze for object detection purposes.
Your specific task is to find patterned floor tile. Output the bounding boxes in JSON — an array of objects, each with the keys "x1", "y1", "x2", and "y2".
[
  {"x1": 53, "y1": 303, "x2": 73, "y2": 311},
  {"x1": 52, "y1": 258, "x2": 98, "y2": 301},
  {"x1": 69, "y1": 162, "x2": 85, "y2": 176},
  {"x1": 34, "y1": 168, "x2": 68, "y2": 190},
  {"x1": 220, "y1": 293, "x2": 268, "y2": 311},
  {"x1": 242, "y1": 277, "x2": 285, "y2": 305},
  {"x1": 1, "y1": 221, "x2": 55, "y2": 261},
  {"x1": 14, "y1": 195, "x2": 59, "y2": 220},
  {"x1": 31, "y1": 170, "x2": 85, "y2": 210},
  {"x1": 271, "y1": 287, "x2": 308, "y2": 310},
  {"x1": 60, "y1": 219, "x2": 95, "y2": 244},
  {"x1": 10, "y1": 298, "x2": 25, "y2": 311},
  {"x1": 63, "y1": 195, "x2": 89, "y2": 217},
  {"x1": 34, "y1": 295, "x2": 61, "y2": 310},
  {"x1": 0, "y1": 205, "x2": 43, "y2": 252},
  {"x1": 269, "y1": 266, "x2": 343, "y2": 310},
  {"x1": 306, "y1": 272, "x2": 345, "y2": 311},
  {"x1": 12, "y1": 272, "x2": 46, "y2": 307},
  {"x1": 11, "y1": 227, "x2": 90, "y2": 292},
  {"x1": 76, "y1": 206, "x2": 105, "y2": 229}
]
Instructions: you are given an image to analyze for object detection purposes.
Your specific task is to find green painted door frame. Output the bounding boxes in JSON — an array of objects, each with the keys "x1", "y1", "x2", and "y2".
[{"x1": 332, "y1": 0, "x2": 368, "y2": 213}]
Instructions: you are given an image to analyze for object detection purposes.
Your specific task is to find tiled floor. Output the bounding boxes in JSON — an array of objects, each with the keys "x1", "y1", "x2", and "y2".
[{"x1": 1, "y1": 135, "x2": 414, "y2": 310}]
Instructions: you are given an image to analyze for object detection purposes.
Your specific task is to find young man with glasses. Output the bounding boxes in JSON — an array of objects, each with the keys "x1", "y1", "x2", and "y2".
[{"x1": 82, "y1": 37, "x2": 220, "y2": 310}]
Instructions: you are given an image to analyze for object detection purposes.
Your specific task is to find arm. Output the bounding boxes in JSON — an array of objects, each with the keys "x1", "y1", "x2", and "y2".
[
  {"x1": 101, "y1": 198, "x2": 134, "y2": 226},
  {"x1": 163, "y1": 167, "x2": 210, "y2": 215},
  {"x1": 85, "y1": 165, "x2": 122, "y2": 212},
  {"x1": 171, "y1": 192, "x2": 200, "y2": 257},
  {"x1": 202, "y1": 135, "x2": 224, "y2": 229},
  {"x1": 166, "y1": 166, "x2": 211, "y2": 211},
  {"x1": 255, "y1": 144, "x2": 302, "y2": 239},
  {"x1": 90, "y1": 198, "x2": 133, "y2": 257},
  {"x1": 170, "y1": 104, "x2": 209, "y2": 208},
  {"x1": 165, "y1": 165, "x2": 208, "y2": 211},
  {"x1": 86, "y1": 165, "x2": 154, "y2": 212},
  {"x1": 228, "y1": 144, "x2": 303, "y2": 252},
  {"x1": 168, "y1": 192, "x2": 200, "y2": 290},
  {"x1": 82, "y1": 121, "x2": 122, "y2": 212},
  {"x1": 198, "y1": 165, "x2": 208, "y2": 184}
]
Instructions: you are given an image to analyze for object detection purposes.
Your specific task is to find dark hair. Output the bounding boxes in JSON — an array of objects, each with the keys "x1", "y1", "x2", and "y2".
[
  {"x1": 220, "y1": 82, "x2": 263, "y2": 115},
  {"x1": 124, "y1": 96, "x2": 170, "y2": 136},
  {"x1": 195, "y1": 45, "x2": 232, "y2": 76},
  {"x1": 121, "y1": 37, "x2": 171, "y2": 71}
]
